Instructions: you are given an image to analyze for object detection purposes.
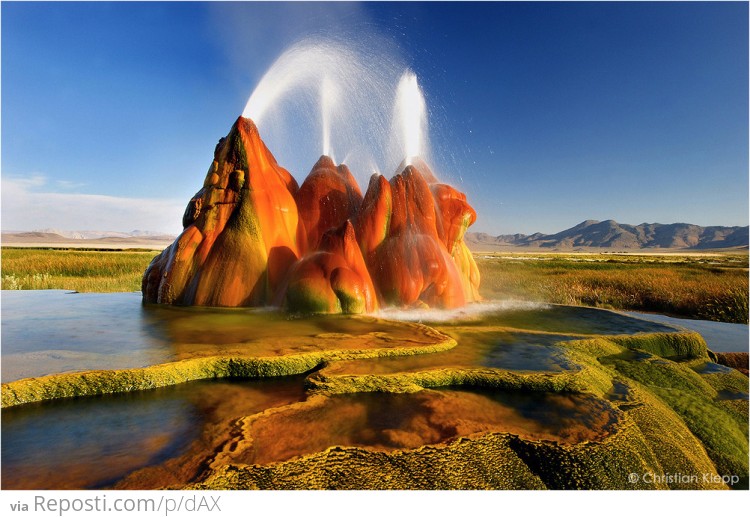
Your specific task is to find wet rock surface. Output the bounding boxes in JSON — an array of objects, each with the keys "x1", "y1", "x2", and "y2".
[
  {"x1": 2, "y1": 297, "x2": 747, "y2": 490},
  {"x1": 143, "y1": 118, "x2": 481, "y2": 314},
  {"x1": 715, "y1": 352, "x2": 749, "y2": 376}
]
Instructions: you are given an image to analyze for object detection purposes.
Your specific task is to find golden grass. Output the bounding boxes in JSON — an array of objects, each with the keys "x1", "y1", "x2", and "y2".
[
  {"x1": 476, "y1": 253, "x2": 749, "y2": 323},
  {"x1": 0, "y1": 248, "x2": 159, "y2": 292},
  {"x1": 2, "y1": 248, "x2": 747, "y2": 323}
]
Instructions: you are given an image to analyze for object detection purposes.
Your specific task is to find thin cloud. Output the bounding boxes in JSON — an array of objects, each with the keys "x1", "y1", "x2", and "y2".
[
  {"x1": 1, "y1": 175, "x2": 185, "y2": 234},
  {"x1": 54, "y1": 179, "x2": 87, "y2": 190}
]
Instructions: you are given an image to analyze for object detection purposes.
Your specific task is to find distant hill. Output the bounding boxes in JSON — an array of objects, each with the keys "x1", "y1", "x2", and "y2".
[
  {"x1": 33, "y1": 229, "x2": 175, "y2": 240},
  {"x1": 466, "y1": 220, "x2": 749, "y2": 251},
  {"x1": 1, "y1": 230, "x2": 177, "y2": 250}
]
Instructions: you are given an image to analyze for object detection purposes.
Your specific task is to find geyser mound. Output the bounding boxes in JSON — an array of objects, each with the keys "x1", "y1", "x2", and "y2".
[
  {"x1": 143, "y1": 117, "x2": 300, "y2": 306},
  {"x1": 143, "y1": 118, "x2": 480, "y2": 314},
  {"x1": 360, "y1": 161, "x2": 480, "y2": 309},
  {"x1": 295, "y1": 155, "x2": 363, "y2": 255}
]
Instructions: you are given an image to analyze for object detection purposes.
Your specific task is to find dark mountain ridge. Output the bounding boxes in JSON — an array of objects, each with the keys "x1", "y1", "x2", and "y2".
[{"x1": 467, "y1": 220, "x2": 749, "y2": 250}]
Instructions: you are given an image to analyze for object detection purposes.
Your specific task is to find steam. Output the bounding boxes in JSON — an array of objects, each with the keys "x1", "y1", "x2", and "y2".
[
  {"x1": 320, "y1": 76, "x2": 337, "y2": 158},
  {"x1": 241, "y1": 37, "x2": 435, "y2": 185},
  {"x1": 393, "y1": 71, "x2": 427, "y2": 165}
]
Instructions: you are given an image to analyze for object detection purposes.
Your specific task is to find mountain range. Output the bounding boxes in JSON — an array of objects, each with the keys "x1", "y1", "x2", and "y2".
[
  {"x1": 2, "y1": 220, "x2": 748, "y2": 252},
  {"x1": 1, "y1": 230, "x2": 176, "y2": 250},
  {"x1": 466, "y1": 220, "x2": 749, "y2": 251},
  {"x1": 30, "y1": 229, "x2": 175, "y2": 240}
]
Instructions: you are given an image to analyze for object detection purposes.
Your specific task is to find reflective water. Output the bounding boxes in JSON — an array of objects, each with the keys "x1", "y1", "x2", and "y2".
[
  {"x1": 624, "y1": 311, "x2": 749, "y2": 353},
  {"x1": 1, "y1": 376, "x2": 306, "y2": 489},
  {"x1": 0, "y1": 291, "x2": 716, "y2": 490},
  {"x1": 230, "y1": 388, "x2": 619, "y2": 466},
  {"x1": 1, "y1": 291, "x2": 171, "y2": 381},
  {"x1": 715, "y1": 390, "x2": 750, "y2": 401},
  {"x1": 0, "y1": 291, "x2": 446, "y2": 382},
  {"x1": 326, "y1": 330, "x2": 576, "y2": 376},
  {"x1": 427, "y1": 304, "x2": 677, "y2": 335}
]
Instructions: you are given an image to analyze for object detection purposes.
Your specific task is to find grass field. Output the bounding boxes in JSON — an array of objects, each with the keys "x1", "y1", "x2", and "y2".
[
  {"x1": 477, "y1": 252, "x2": 749, "y2": 324},
  {"x1": 1, "y1": 247, "x2": 748, "y2": 324},
  {"x1": 0, "y1": 248, "x2": 159, "y2": 293}
]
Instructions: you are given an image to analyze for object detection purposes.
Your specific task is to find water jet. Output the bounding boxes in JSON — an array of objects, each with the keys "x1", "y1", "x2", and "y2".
[
  {"x1": 393, "y1": 71, "x2": 428, "y2": 166},
  {"x1": 143, "y1": 41, "x2": 481, "y2": 314}
]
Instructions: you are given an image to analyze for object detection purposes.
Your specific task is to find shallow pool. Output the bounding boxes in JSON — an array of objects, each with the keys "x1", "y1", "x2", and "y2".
[{"x1": 624, "y1": 311, "x2": 748, "y2": 353}]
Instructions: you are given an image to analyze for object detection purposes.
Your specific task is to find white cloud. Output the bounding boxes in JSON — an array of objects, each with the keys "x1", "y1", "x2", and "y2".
[
  {"x1": 1, "y1": 175, "x2": 185, "y2": 234},
  {"x1": 54, "y1": 179, "x2": 87, "y2": 190}
]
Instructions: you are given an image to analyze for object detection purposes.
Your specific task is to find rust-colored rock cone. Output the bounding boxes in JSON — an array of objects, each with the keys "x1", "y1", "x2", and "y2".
[
  {"x1": 143, "y1": 117, "x2": 480, "y2": 314},
  {"x1": 295, "y1": 155, "x2": 363, "y2": 255},
  {"x1": 276, "y1": 220, "x2": 378, "y2": 314},
  {"x1": 142, "y1": 117, "x2": 300, "y2": 306},
  {"x1": 356, "y1": 159, "x2": 481, "y2": 309}
]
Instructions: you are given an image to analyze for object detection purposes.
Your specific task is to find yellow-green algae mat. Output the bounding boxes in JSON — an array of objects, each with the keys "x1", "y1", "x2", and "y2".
[
  {"x1": 2, "y1": 315, "x2": 748, "y2": 490},
  {"x1": 1, "y1": 318, "x2": 455, "y2": 406}
]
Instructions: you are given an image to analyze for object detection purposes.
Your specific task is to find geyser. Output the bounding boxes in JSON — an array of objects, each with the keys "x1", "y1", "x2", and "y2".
[
  {"x1": 239, "y1": 37, "x2": 416, "y2": 186},
  {"x1": 320, "y1": 76, "x2": 337, "y2": 158},
  {"x1": 143, "y1": 117, "x2": 300, "y2": 307},
  {"x1": 143, "y1": 40, "x2": 480, "y2": 314},
  {"x1": 393, "y1": 71, "x2": 428, "y2": 165}
]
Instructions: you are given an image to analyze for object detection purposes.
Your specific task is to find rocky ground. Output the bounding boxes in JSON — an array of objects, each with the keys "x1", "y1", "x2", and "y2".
[{"x1": 3, "y1": 308, "x2": 747, "y2": 490}]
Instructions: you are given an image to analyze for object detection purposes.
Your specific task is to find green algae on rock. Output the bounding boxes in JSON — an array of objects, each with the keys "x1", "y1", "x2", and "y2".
[
  {"x1": 184, "y1": 330, "x2": 743, "y2": 490},
  {"x1": 2, "y1": 306, "x2": 747, "y2": 490},
  {"x1": 189, "y1": 383, "x2": 724, "y2": 490},
  {"x1": 1, "y1": 320, "x2": 456, "y2": 408}
]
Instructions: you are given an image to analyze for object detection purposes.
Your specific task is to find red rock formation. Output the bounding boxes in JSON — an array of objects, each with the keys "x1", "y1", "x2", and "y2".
[
  {"x1": 430, "y1": 183, "x2": 481, "y2": 302},
  {"x1": 408, "y1": 158, "x2": 481, "y2": 304},
  {"x1": 143, "y1": 117, "x2": 480, "y2": 314},
  {"x1": 277, "y1": 220, "x2": 378, "y2": 314},
  {"x1": 357, "y1": 161, "x2": 480, "y2": 309},
  {"x1": 295, "y1": 155, "x2": 363, "y2": 255},
  {"x1": 355, "y1": 174, "x2": 392, "y2": 257},
  {"x1": 142, "y1": 116, "x2": 300, "y2": 306}
]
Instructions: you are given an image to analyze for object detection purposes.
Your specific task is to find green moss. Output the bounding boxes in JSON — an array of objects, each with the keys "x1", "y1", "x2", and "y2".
[
  {"x1": 332, "y1": 285, "x2": 366, "y2": 314},
  {"x1": 609, "y1": 332, "x2": 709, "y2": 359},
  {"x1": 601, "y1": 354, "x2": 716, "y2": 395},
  {"x1": 611, "y1": 379, "x2": 729, "y2": 488},
  {"x1": 600, "y1": 347, "x2": 749, "y2": 485},
  {"x1": 686, "y1": 359, "x2": 749, "y2": 396},
  {"x1": 286, "y1": 282, "x2": 340, "y2": 314},
  {"x1": 650, "y1": 386, "x2": 748, "y2": 485},
  {"x1": 308, "y1": 367, "x2": 573, "y2": 395},
  {"x1": 1, "y1": 333, "x2": 457, "y2": 408}
]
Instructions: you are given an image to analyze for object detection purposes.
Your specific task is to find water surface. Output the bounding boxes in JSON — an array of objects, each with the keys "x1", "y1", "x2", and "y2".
[
  {"x1": 1, "y1": 376, "x2": 306, "y2": 489},
  {"x1": 624, "y1": 311, "x2": 749, "y2": 353},
  {"x1": 1, "y1": 291, "x2": 171, "y2": 381},
  {"x1": 1, "y1": 291, "x2": 446, "y2": 382},
  {"x1": 230, "y1": 388, "x2": 620, "y2": 465},
  {"x1": 418, "y1": 304, "x2": 677, "y2": 335},
  {"x1": 326, "y1": 330, "x2": 576, "y2": 375}
]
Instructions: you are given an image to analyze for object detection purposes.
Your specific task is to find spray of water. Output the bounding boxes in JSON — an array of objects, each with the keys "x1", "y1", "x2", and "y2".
[
  {"x1": 320, "y1": 76, "x2": 337, "y2": 158},
  {"x1": 242, "y1": 36, "x2": 436, "y2": 185},
  {"x1": 378, "y1": 301, "x2": 551, "y2": 324},
  {"x1": 392, "y1": 71, "x2": 428, "y2": 166},
  {"x1": 243, "y1": 38, "x2": 400, "y2": 184}
]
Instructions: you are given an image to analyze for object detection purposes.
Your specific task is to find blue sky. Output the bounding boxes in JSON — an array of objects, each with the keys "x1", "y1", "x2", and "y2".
[{"x1": 2, "y1": 1, "x2": 747, "y2": 235}]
